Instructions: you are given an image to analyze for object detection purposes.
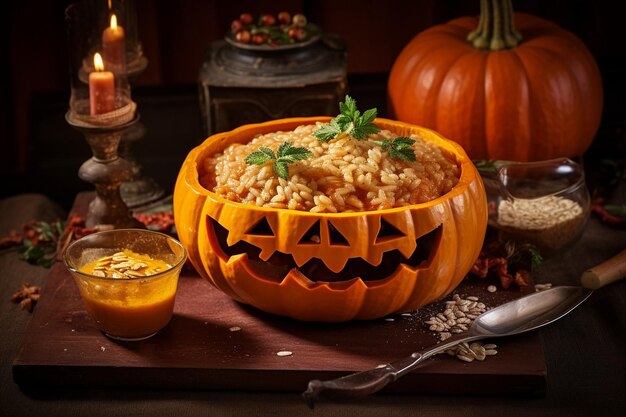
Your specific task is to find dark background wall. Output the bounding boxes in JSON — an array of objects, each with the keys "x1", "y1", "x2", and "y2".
[{"x1": 2, "y1": 0, "x2": 625, "y2": 208}]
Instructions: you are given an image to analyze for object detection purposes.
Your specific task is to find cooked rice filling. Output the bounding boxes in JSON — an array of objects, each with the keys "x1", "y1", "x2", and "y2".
[{"x1": 200, "y1": 123, "x2": 459, "y2": 213}]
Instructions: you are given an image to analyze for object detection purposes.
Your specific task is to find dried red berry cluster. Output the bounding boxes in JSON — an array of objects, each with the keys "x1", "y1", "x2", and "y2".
[
  {"x1": 231, "y1": 12, "x2": 309, "y2": 46},
  {"x1": 134, "y1": 212, "x2": 176, "y2": 234},
  {"x1": 469, "y1": 233, "x2": 533, "y2": 289}
]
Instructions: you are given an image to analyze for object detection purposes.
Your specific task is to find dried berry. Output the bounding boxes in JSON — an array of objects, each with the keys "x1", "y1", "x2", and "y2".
[
  {"x1": 292, "y1": 13, "x2": 307, "y2": 27},
  {"x1": 278, "y1": 11, "x2": 291, "y2": 24},
  {"x1": 236, "y1": 30, "x2": 251, "y2": 43},
  {"x1": 259, "y1": 14, "x2": 276, "y2": 27},
  {"x1": 230, "y1": 19, "x2": 243, "y2": 33},
  {"x1": 251, "y1": 32, "x2": 268, "y2": 45},
  {"x1": 288, "y1": 27, "x2": 307, "y2": 41},
  {"x1": 240, "y1": 13, "x2": 253, "y2": 25}
]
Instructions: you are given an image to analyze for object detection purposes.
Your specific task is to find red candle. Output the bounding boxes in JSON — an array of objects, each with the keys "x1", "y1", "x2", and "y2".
[
  {"x1": 89, "y1": 53, "x2": 115, "y2": 115},
  {"x1": 102, "y1": 14, "x2": 125, "y2": 69}
]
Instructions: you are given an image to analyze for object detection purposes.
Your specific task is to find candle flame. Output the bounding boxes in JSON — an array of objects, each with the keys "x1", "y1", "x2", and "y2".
[
  {"x1": 110, "y1": 14, "x2": 118, "y2": 29},
  {"x1": 94, "y1": 53, "x2": 105, "y2": 71}
]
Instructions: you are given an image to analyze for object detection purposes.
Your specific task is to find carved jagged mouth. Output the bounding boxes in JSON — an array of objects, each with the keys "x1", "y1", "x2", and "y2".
[{"x1": 208, "y1": 218, "x2": 441, "y2": 283}]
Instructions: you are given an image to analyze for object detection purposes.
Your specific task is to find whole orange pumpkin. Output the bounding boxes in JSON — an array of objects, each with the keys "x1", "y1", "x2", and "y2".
[
  {"x1": 388, "y1": 0, "x2": 603, "y2": 162},
  {"x1": 173, "y1": 117, "x2": 487, "y2": 322}
]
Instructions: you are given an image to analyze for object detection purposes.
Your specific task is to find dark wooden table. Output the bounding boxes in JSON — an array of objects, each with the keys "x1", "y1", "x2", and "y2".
[
  {"x1": 2, "y1": 77, "x2": 626, "y2": 416},
  {"x1": 1, "y1": 188, "x2": 625, "y2": 416}
]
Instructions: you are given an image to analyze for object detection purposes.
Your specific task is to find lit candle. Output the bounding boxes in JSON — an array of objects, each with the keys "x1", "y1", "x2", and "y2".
[
  {"x1": 89, "y1": 53, "x2": 115, "y2": 115},
  {"x1": 102, "y1": 14, "x2": 125, "y2": 69}
]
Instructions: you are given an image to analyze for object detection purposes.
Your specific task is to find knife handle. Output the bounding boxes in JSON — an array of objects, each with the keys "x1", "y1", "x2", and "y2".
[{"x1": 581, "y1": 248, "x2": 626, "y2": 289}]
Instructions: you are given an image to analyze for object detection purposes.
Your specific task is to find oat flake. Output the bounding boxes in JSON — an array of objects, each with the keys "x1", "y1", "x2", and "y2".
[
  {"x1": 229, "y1": 326, "x2": 242, "y2": 332},
  {"x1": 276, "y1": 350, "x2": 293, "y2": 357}
]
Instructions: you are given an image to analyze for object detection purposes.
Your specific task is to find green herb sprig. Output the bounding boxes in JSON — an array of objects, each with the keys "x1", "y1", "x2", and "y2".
[
  {"x1": 245, "y1": 141, "x2": 312, "y2": 180},
  {"x1": 314, "y1": 95, "x2": 380, "y2": 142},
  {"x1": 18, "y1": 220, "x2": 66, "y2": 268},
  {"x1": 372, "y1": 137, "x2": 417, "y2": 162},
  {"x1": 313, "y1": 95, "x2": 417, "y2": 161},
  {"x1": 604, "y1": 204, "x2": 626, "y2": 217}
]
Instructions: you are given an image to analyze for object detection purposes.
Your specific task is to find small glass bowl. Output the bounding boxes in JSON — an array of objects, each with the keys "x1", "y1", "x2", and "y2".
[
  {"x1": 63, "y1": 229, "x2": 187, "y2": 341},
  {"x1": 482, "y1": 158, "x2": 590, "y2": 258}
]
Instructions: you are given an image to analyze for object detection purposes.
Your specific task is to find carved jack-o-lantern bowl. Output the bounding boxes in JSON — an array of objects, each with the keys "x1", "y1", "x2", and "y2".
[{"x1": 173, "y1": 117, "x2": 487, "y2": 322}]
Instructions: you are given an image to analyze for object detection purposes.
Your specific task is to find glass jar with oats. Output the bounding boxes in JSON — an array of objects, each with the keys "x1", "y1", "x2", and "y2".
[{"x1": 482, "y1": 158, "x2": 590, "y2": 257}]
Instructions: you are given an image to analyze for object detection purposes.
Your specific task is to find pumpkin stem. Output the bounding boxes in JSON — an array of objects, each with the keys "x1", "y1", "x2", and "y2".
[{"x1": 467, "y1": 0, "x2": 522, "y2": 50}]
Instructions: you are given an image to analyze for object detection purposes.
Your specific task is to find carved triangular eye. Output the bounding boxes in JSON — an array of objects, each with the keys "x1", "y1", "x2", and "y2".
[
  {"x1": 246, "y1": 217, "x2": 274, "y2": 236},
  {"x1": 328, "y1": 222, "x2": 349, "y2": 246},
  {"x1": 376, "y1": 218, "x2": 405, "y2": 243},
  {"x1": 298, "y1": 220, "x2": 321, "y2": 244}
]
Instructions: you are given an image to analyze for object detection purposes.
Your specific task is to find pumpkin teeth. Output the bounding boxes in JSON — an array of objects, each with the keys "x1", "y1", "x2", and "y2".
[{"x1": 208, "y1": 216, "x2": 442, "y2": 283}]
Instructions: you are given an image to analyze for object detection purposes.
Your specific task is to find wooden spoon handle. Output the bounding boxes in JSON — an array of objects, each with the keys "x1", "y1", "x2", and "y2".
[{"x1": 580, "y1": 248, "x2": 626, "y2": 289}]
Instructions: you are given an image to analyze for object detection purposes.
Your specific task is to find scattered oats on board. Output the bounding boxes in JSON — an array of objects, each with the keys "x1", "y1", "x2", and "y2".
[
  {"x1": 535, "y1": 283, "x2": 553, "y2": 292},
  {"x1": 276, "y1": 350, "x2": 293, "y2": 357},
  {"x1": 384, "y1": 318, "x2": 395, "y2": 322},
  {"x1": 423, "y1": 293, "x2": 498, "y2": 362},
  {"x1": 446, "y1": 342, "x2": 498, "y2": 362},
  {"x1": 424, "y1": 293, "x2": 487, "y2": 341},
  {"x1": 487, "y1": 285, "x2": 497, "y2": 293}
]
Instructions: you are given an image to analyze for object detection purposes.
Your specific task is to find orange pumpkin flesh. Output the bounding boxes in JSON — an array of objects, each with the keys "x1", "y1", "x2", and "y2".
[
  {"x1": 174, "y1": 117, "x2": 487, "y2": 321},
  {"x1": 388, "y1": 2, "x2": 603, "y2": 162}
]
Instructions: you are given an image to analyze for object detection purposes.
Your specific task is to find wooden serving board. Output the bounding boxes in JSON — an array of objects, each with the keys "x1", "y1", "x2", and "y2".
[{"x1": 13, "y1": 194, "x2": 546, "y2": 395}]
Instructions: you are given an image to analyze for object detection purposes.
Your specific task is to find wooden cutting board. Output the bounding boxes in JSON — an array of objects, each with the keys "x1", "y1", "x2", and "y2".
[{"x1": 12, "y1": 194, "x2": 546, "y2": 395}]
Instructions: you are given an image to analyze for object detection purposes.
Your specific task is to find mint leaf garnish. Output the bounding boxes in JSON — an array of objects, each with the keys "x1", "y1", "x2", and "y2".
[{"x1": 245, "y1": 141, "x2": 312, "y2": 180}]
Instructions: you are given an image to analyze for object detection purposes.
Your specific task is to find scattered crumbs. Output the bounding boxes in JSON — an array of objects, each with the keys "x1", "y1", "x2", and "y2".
[
  {"x1": 229, "y1": 326, "x2": 242, "y2": 332},
  {"x1": 204, "y1": 322, "x2": 208, "y2": 325},
  {"x1": 276, "y1": 350, "x2": 293, "y2": 357},
  {"x1": 245, "y1": 353, "x2": 250, "y2": 357},
  {"x1": 487, "y1": 285, "x2": 497, "y2": 293},
  {"x1": 71, "y1": 329, "x2": 75, "y2": 332},
  {"x1": 384, "y1": 318, "x2": 395, "y2": 322},
  {"x1": 100, "y1": 346, "x2": 106, "y2": 352},
  {"x1": 63, "y1": 348, "x2": 68, "y2": 352},
  {"x1": 401, "y1": 313, "x2": 413, "y2": 317}
]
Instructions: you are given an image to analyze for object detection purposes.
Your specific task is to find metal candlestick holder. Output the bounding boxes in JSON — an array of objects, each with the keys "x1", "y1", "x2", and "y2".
[
  {"x1": 65, "y1": 0, "x2": 149, "y2": 227},
  {"x1": 66, "y1": 112, "x2": 144, "y2": 229}
]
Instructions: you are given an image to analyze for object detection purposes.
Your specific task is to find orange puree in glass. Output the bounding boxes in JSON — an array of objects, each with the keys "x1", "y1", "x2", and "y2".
[{"x1": 77, "y1": 250, "x2": 178, "y2": 339}]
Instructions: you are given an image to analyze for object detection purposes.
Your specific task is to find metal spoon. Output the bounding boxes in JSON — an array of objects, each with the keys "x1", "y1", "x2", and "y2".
[{"x1": 303, "y1": 249, "x2": 626, "y2": 408}]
